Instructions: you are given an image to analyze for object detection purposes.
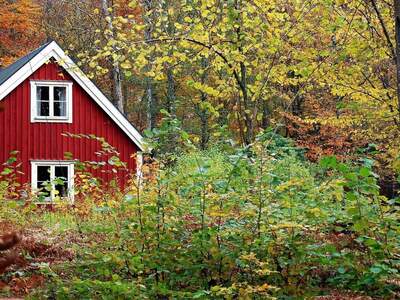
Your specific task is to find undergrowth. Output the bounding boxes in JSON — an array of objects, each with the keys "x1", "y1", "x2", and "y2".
[{"x1": 0, "y1": 130, "x2": 399, "y2": 299}]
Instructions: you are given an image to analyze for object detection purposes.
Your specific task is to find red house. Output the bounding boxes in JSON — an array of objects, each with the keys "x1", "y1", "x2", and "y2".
[{"x1": 0, "y1": 41, "x2": 144, "y2": 201}]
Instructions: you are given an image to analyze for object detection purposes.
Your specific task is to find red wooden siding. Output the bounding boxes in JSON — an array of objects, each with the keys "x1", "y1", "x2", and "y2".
[{"x1": 0, "y1": 61, "x2": 139, "y2": 187}]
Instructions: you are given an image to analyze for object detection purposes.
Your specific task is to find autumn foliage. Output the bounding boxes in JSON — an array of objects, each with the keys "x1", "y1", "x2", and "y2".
[
  {"x1": 0, "y1": 231, "x2": 20, "y2": 274},
  {"x1": 1, "y1": 0, "x2": 400, "y2": 298},
  {"x1": 0, "y1": 131, "x2": 399, "y2": 298},
  {"x1": 284, "y1": 113, "x2": 360, "y2": 162},
  {"x1": 0, "y1": 0, "x2": 43, "y2": 66}
]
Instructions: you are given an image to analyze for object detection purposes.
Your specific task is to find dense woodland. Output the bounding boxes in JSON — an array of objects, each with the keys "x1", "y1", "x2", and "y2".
[{"x1": 1, "y1": 0, "x2": 400, "y2": 299}]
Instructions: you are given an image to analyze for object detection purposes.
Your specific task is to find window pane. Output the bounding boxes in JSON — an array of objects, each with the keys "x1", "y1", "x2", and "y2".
[
  {"x1": 37, "y1": 166, "x2": 51, "y2": 199},
  {"x1": 55, "y1": 166, "x2": 68, "y2": 178},
  {"x1": 37, "y1": 166, "x2": 50, "y2": 182},
  {"x1": 55, "y1": 166, "x2": 69, "y2": 197},
  {"x1": 54, "y1": 101, "x2": 66, "y2": 117},
  {"x1": 37, "y1": 101, "x2": 49, "y2": 116},
  {"x1": 36, "y1": 86, "x2": 49, "y2": 100},
  {"x1": 54, "y1": 87, "x2": 66, "y2": 101}
]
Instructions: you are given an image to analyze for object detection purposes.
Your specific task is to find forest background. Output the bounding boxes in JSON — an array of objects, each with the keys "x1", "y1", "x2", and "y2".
[
  {"x1": 1, "y1": 1, "x2": 400, "y2": 298},
  {"x1": 2, "y1": 0, "x2": 400, "y2": 195}
]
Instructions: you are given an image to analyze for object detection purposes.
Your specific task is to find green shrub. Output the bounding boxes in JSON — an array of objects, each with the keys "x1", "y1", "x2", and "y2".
[{"x1": 6, "y1": 132, "x2": 400, "y2": 299}]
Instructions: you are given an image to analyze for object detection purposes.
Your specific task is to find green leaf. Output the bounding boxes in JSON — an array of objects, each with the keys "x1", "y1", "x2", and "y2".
[
  {"x1": 353, "y1": 220, "x2": 368, "y2": 232},
  {"x1": 320, "y1": 156, "x2": 337, "y2": 169},
  {"x1": 1, "y1": 168, "x2": 13, "y2": 176},
  {"x1": 370, "y1": 266, "x2": 382, "y2": 274},
  {"x1": 359, "y1": 167, "x2": 370, "y2": 177}
]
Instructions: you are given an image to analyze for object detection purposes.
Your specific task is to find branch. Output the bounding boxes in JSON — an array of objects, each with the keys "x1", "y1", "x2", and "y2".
[
  {"x1": 141, "y1": 36, "x2": 245, "y2": 95},
  {"x1": 370, "y1": 0, "x2": 396, "y2": 60}
]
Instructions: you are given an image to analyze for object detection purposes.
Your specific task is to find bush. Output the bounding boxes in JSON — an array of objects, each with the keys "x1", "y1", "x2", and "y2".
[{"x1": 4, "y1": 132, "x2": 400, "y2": 299}]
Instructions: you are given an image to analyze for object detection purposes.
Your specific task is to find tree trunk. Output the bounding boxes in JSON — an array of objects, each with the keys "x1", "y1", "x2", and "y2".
[
  {"x1": 235, "y1": 0, "x2": 253, "y2": 145},
  {"x1": 198, "y1": 91, "x2": 210, "y2": 150},
  {"x1": 197, "y1": 58, "x2": 210, "y2": 150},
  {"x1": 240, "y1": 61, "x2": 253, "y2": 145},
  {"x1": 145, "y1": 78, "x2": 155, "y2": 130},
  {"x1": 290, "y1": 84, "x2": 304, "y2": 116},
  {"x1": 394, "y1": 0, "x2": 400, "y2": 123},
  {"x1": 162, "y1": 1, "x2": 177, "y2": 117},
  {"x1": 101, "y1": 0, "x2": 124, "y2": 113},
  {"x1": 166, "y1": 68, "x2": 176, "y2": 116},
  {"x1": 142, "y1": 0, "x2": 156, "y2": 130},
  {"x1": 261, "y1": 100, "x2": 270, "y2": 129}
]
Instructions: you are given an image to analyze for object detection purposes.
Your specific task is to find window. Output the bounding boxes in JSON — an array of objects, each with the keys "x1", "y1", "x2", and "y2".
[
  {"x1": 31, "y1": 161, "x2": 74, "y2": 202},
  {"x1": 30, "y1": 81, "x2": 73, "y2": 123}
]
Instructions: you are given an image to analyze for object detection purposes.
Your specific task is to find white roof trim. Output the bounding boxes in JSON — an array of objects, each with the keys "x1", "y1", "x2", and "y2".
[{"x1": 0, "y1": 41, "x2": 144, "y2": 151}]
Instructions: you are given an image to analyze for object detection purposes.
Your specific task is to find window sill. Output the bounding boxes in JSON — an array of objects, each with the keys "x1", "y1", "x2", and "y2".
[{"x1": 31, "y1": 117, "x2": 72, "y2": 123}]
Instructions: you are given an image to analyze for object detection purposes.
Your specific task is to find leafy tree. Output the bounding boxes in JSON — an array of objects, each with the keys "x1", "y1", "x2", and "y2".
[
  {"x1": 26, "y1": 0, "x2": 400, "y2": 188},
  {"x1": 0, "y1": 0, "x2": 43, "y2": 66}
]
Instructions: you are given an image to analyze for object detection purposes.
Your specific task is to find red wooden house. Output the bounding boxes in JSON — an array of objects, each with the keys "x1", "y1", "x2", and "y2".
[{"x1": 0, "y1": 41, "x2": 144, "y2": 201}]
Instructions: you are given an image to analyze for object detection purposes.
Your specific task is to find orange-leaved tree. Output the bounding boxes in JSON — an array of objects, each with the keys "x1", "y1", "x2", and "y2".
[{"x1": 0, "y1": 0, "x2": 43, "y2": 67}]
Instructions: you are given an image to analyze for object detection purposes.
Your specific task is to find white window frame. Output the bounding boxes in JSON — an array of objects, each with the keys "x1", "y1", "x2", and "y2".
[
  {"x1": 30, "y1": 80, "x2": 73, "y2": 123},
  {"x1": 31, "y1": 160, "x2": 75, "y2": 203}
]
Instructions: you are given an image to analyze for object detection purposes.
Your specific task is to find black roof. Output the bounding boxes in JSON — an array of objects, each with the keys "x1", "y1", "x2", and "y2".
[{"x1": 0, "y1": 42, "x2": 52, "y2": 86}]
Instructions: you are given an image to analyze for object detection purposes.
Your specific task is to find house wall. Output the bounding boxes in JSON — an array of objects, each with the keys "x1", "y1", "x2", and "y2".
[{"x1": 0, "y1": 61, "x2": 139, "y2": 188}]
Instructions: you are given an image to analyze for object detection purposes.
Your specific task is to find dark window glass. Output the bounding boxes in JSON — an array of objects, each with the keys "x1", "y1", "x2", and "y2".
[
  {"x1": 37, "y1": 166, "x2": 51, "y2": 199},
  {"x1": 55, "y1": 166, "x2": 69, "y2": 197},
  {"x1": 54, "y1": 87, "x2": 66, "y2": 101},
  {"x1": 54, "y1": 101, "x2": 66, "y2": 117},
  {"x1": 36, "y1": 86, "x2": 49, "y2": 100},
  {"x1": 37, "y1": 166, "x2": 50, "y2": 182},
  {"x1": 37, "y1": 101, "x2": 49, "y2": 116},
  {"x1": 53, "y1": 86, "x2": 67, "y2": 117}
]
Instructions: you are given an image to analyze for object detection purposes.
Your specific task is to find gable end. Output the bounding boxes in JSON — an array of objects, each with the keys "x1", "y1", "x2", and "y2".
[{"x1": 0, "y1": 41, "x2": 144, "y2": 151}]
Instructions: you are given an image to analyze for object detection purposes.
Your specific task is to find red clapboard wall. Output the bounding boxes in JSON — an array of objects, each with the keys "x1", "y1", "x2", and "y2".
[{"x1": 0, "y1": 61, "x2": 138, "y2": 187}]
